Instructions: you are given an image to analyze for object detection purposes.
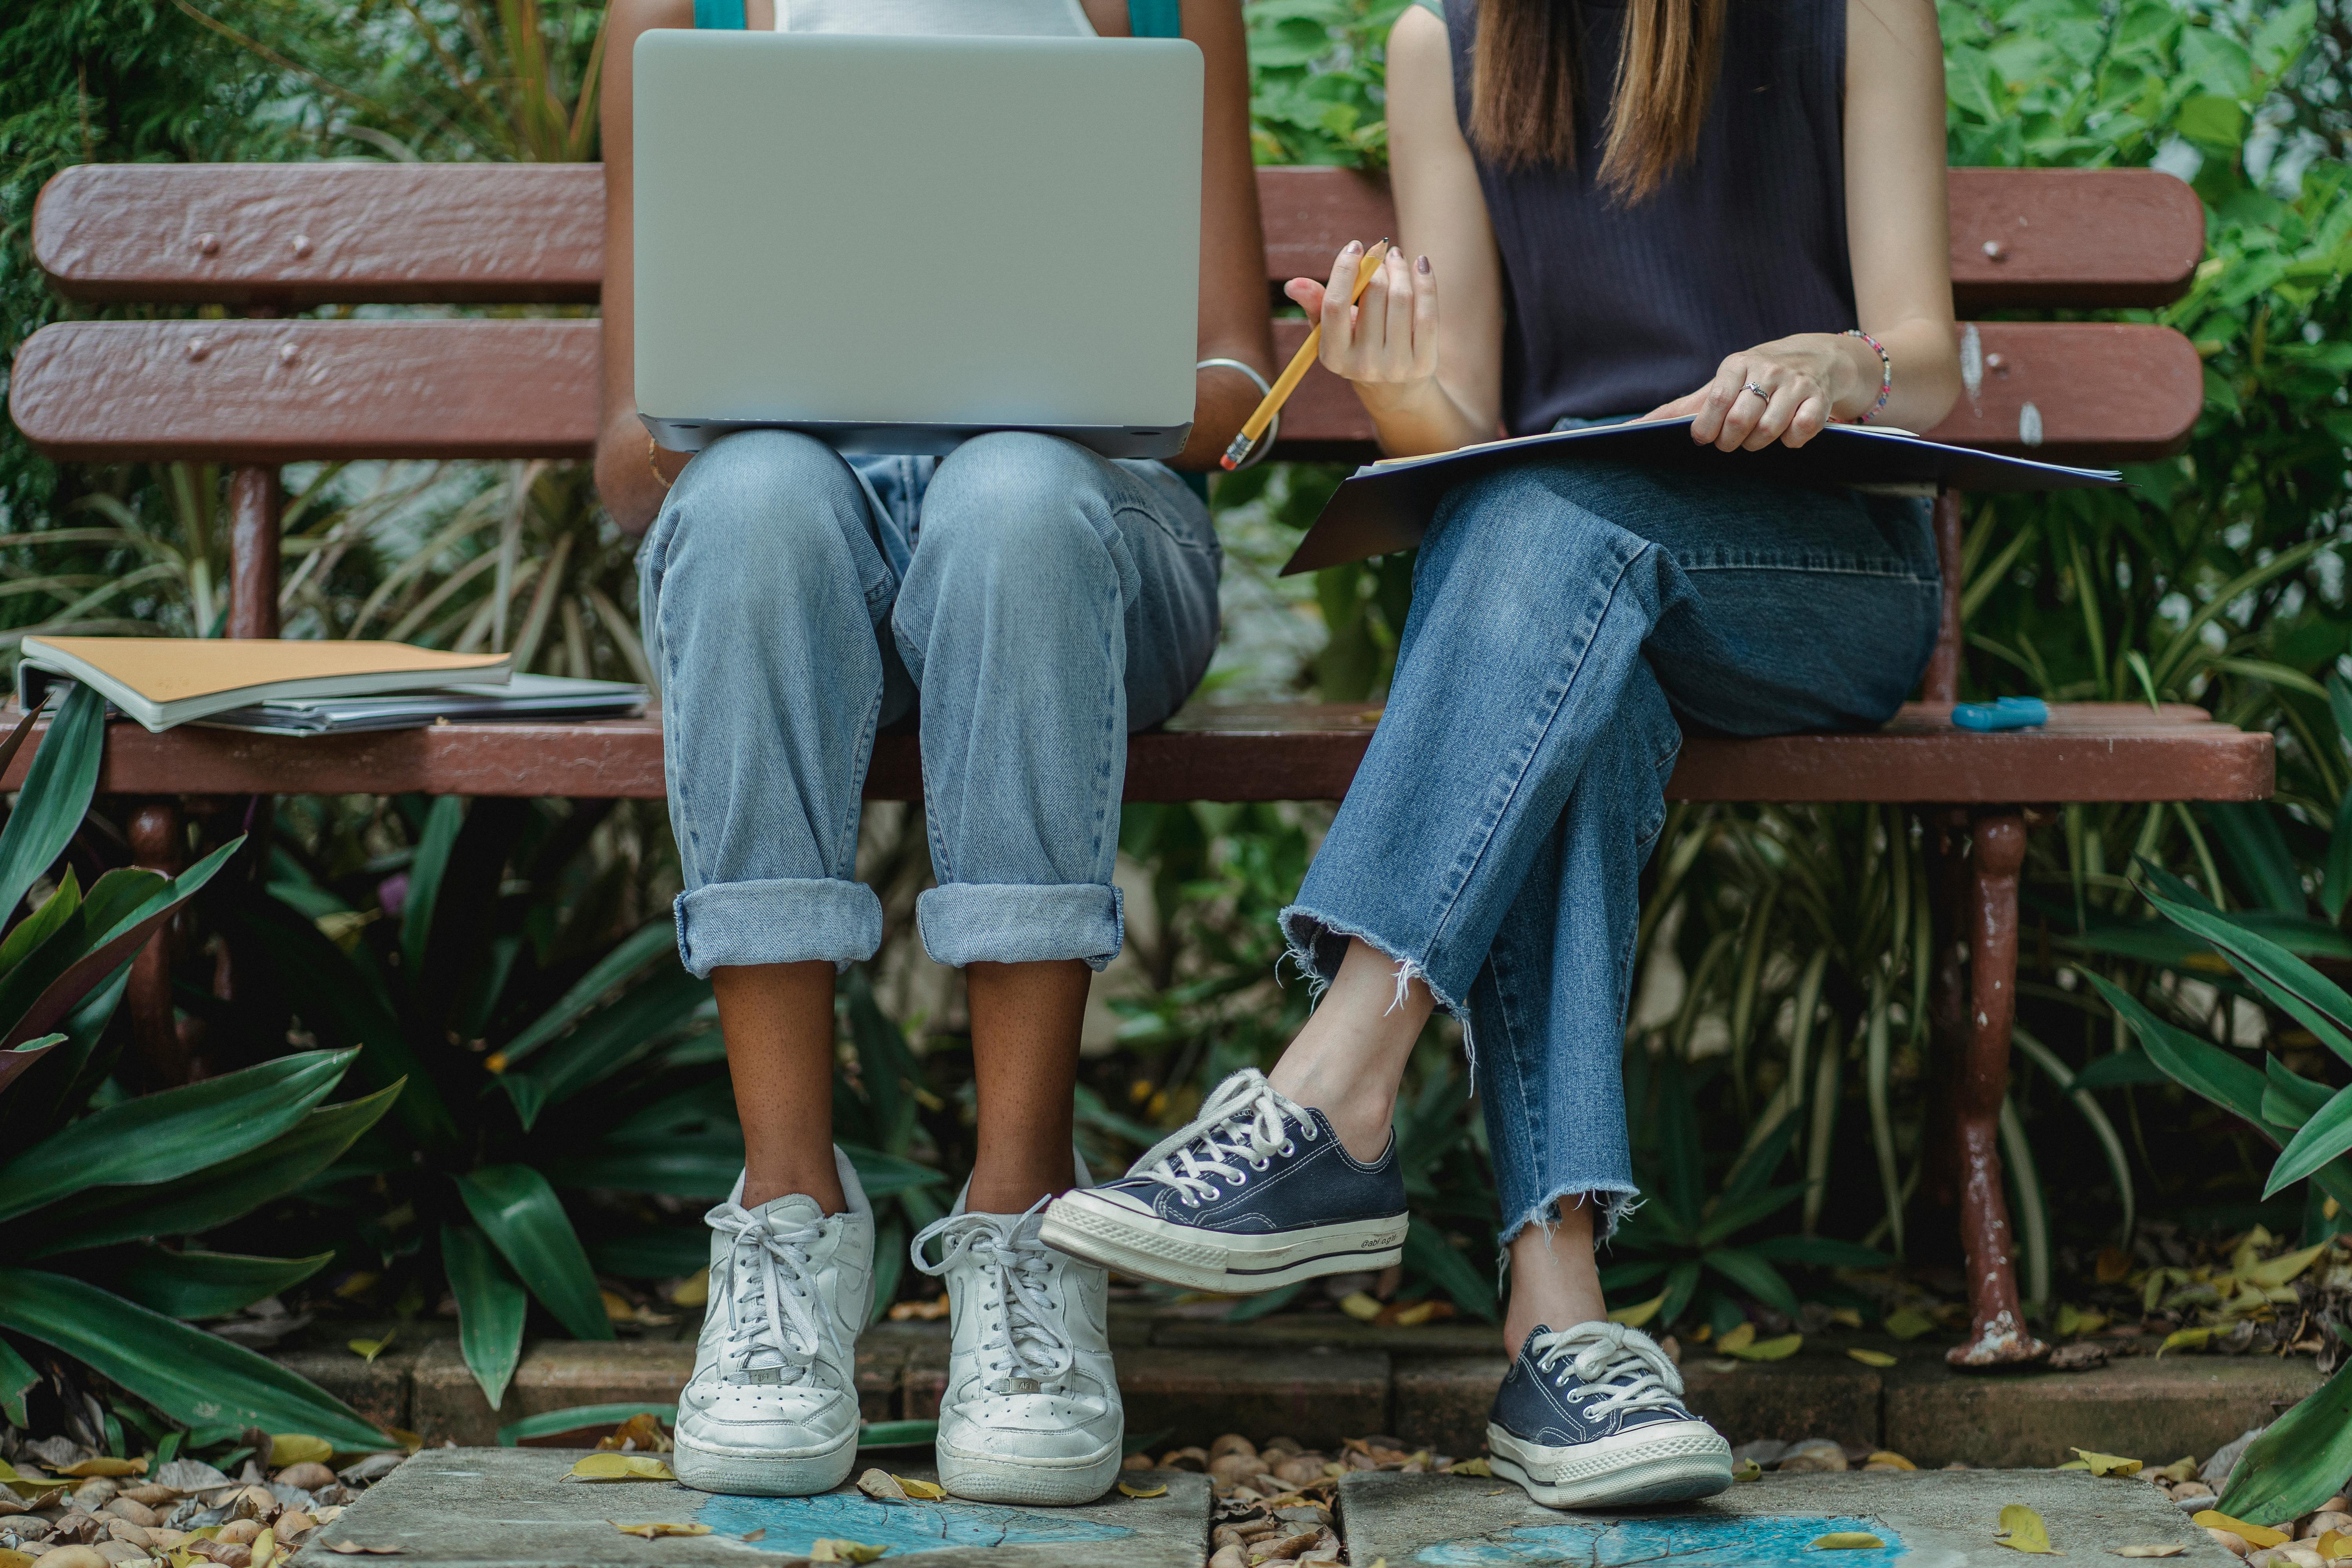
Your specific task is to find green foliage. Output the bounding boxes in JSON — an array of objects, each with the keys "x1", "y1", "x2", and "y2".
[{"x1": 1245, "y1": 0, "x2": 1409, "y2": 167}]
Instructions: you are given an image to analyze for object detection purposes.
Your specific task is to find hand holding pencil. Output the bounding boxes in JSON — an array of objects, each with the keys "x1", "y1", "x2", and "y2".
[{"x1": 1222, "y1": 240, "x2": 1395, "y2": 470}]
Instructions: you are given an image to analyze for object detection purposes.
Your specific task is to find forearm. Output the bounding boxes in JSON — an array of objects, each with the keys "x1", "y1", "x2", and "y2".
[
  {"x1": 1359, "y1": 376, "x2": 1495, "y2": 459},
  {"x1": 1171, "y1": 356, "x2": 1275, "y2": 471}
]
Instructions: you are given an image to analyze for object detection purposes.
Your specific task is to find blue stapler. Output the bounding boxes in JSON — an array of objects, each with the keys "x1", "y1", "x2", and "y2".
[{"x1": 1951, "y1": 696, "x2": 2049, "y2": 732}]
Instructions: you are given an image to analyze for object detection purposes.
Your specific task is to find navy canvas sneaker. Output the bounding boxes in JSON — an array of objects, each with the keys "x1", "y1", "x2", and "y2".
[
  {"x1": 1039, "y1": 1069, "x2": 1407, "y2": 1292},
  {"x1": 1487, "y1": 1321, "x2": 1733, "y2": 1508}
]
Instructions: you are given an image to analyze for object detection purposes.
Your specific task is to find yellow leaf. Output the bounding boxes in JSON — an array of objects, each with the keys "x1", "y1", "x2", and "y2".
[
  {"x1": 669, "y1": 1274, "x2": 709, "y2": 1308},
  {"x1": 2192, "y1": 1512, "x2": 2288, "y2": 1550},
  {"x1": 0, "y1": 1549, "x2": 36, "y2": 1568},
  {"x1": 607, "y1": 1522, "x2": 711, "y2": 1538},
  {"x1": 2151, "y1": 1459, "x2": 2198, "y2": 1484},
  {"x1": 251, "y1": 1528, "x2": 279, "y2": 1568},
  {"x1": 1848, "y1": 1348, "x2": 1898, "y2": 1368},
  {"x1": 268, "y1": 1436, "x2": 332, "y2": 1469},
  {"x1": 566, "y1": 1454, "x2": 677, "y2": 1483},
  {"x1": 2056, "y1": 1461, "x2": 2092, "y2": 1471},
  {"x1": 1866, "y1": 1452, "x2": 1917, "y2": 1471},
  {"x1": 854, "y1": 1470, "x2": 907, "y2": 1503},
  {"x1": 58, "y1": 1457, "x2": 146, "y2": 1477},
  {"x1": 2068, "y1": 1449, "x2": 2142, "y2": 1477},
  {"x1": 1829, "y1": 1307, "x2": 1863, "y2": 1328},
  {"x1": 601, "y1": 1289, "x2": 637, "y2": 1323},
  {"x1": 1996, "y1": 1503, "x2": 2058, "y2": 1553},
  {"x1": 809, "y1": 1542, "x2": 887, "y2": 1564},
  {"x1": 2157, "y1": 1328, "x2": 2212, "y2": 1356},
  {"x1": 2109, "y1": 1547, "x2": 2186, "y2": 1558},
  {"x1": 1810, "y1": 1534, "x2": 1888, "y2": 1550},
  {"x1": 1448, "y1": 1459, "x2": 1492, "y2": 1477},
  {"x1": 0, "y1": 1466, "x2": 73, "y2": 1494},
  {"x1": 893, "y1": 1477, "x2": 945, "y2": 1501},
  {"x1": 2243, "y1": 1241, "x2": 2330, "y2": 1289},
  {"x1": 347, "y1": 1338, "x2": 390, "y2": 1364},
  {"x1": 1117, "y1": 1483, "x2": 1167, "y2": 1498},
  {"x1": 1716, "y1": 1322, "x2": 1757, "y2": 1354},
  {"x1": 1607, "y1": 1292, "x2": 1666, "y2": 1329},
  {"x1": 1338, "y1": 1292, "x2": 1383, "y2": 1322},
  {"x1": 1728, "y1": 1332, "x2": 1803, "y2": 1362},
  {"x1": 2317, "y1": 1529, "x2": 2352, "y2": 1561},
  {"x1": 1733, "y1": 1459, "x2": 1764, "y2": 1483},
  {"x1": 1884, "y1": 1307, "x2": 1936, "y2": 1341}
]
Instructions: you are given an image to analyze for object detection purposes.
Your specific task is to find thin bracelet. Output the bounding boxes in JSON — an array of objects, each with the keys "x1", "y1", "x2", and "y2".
[
  {"x1": 1843, "y1": 328, "x2": 1892, "y2": 424},
  {"x1": 648, "y1": 434, "x2": 674, "y2": 490},
  {"x1": 1197, "y1": 358, "x2": 1278, "y2": 470}
]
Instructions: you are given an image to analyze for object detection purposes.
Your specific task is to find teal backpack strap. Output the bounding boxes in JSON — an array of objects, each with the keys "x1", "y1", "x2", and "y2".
[
  {"x1": 1126, "y1": 0, "x2": 1181, "y2": 38},
  {"x1": 695, "y1": 0, "x2": 746, "y2": 27}
]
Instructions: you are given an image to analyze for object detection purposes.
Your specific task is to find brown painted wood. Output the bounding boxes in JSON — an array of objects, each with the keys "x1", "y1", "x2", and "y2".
[
  {"x1": 0, "y1": 702, "x2": 2269, "y2": 804},
  {"x1": 126, "y1": 799, "x2": 193, "y2": 1088},
  {"x1": 36, "y1": 163, "x2": 2201, "y2": 310},
  {"x1": 9, "y1": 317, "x2": 2204, "y2": 466},
  {"x1": 227, "y1": 465, "x2": 281, "y2": 639},
  {"x1": 1922, "y1": 492, "x2": 1964, "y2": 704}
]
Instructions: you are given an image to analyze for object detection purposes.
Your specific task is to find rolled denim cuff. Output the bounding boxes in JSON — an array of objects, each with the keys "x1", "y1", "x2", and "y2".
[
  {"x1": 674, "y1": 877, "x2": 883, "y2": 977},
  {"x1": 915, "y1": 882, "x2": 1123, "y2": 971}
]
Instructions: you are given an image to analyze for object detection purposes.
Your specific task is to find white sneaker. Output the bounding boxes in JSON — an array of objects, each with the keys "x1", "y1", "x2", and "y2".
[
  {"x1": 911, "y1": 1172, "x2": 1122, "y2": 1506},
  {"x1": 673, "y1": 1151, "x2": 873, "y2": 1496}
]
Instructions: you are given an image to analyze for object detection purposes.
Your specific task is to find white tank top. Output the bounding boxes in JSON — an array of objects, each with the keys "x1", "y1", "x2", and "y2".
[{"x1": 775, "y1": 0, "x2": 1096, "y2": 33}]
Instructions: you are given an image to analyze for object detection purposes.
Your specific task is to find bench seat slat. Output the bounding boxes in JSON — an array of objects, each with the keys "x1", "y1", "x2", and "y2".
[
  {"x1": 36, "y1": 163, "x2": 2204, "y2": 310},
  {"x1": 6, "y1": 317, "x2": 2206, "y2": 466},
  {"x1": 9, "y1": 703, "x2": 2266, "y2": 804}
]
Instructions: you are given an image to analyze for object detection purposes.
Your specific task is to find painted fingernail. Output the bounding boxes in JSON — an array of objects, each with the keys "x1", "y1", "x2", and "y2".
[
  {"x1": 1416, "y1": 254, "x2": 1431, "y2": 273},
  {"x1": 1342, "y1": 241, "x2": 1361, "y2": 254}
]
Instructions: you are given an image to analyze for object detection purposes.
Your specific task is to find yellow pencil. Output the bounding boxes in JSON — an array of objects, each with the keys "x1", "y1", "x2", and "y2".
[{"x1": 1222, "y1": 240, "x2": 1391, "y2": 471}]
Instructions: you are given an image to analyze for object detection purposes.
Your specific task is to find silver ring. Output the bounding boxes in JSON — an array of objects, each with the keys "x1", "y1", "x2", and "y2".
[{"x1": 1741, "y1": 382, "x2": 1770, "y2": 401}]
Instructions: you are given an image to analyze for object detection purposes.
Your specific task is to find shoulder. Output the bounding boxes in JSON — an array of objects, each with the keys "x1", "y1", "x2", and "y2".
[{"x1": 1388, "y1": 0, "x2": 1450, "y2": 68}]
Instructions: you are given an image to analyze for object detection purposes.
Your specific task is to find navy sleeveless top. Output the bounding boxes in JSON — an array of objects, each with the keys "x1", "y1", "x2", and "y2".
[{"x1": 1441, "y1": 0, "x2": 1856, "y2": 434}]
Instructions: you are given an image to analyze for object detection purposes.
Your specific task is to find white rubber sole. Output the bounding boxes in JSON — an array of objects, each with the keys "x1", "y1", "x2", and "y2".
[
  {"x1": 936, "y1": 1436, "x2": 1123, "y2": 1506},
  {"x1": 1486, "y1": 1421, "x2": 1733, "y2": 1510},
  {"x1": 671, "y1": 1423, "x2": 860, "y2": 1497},
  {"x1": 1040, "y1": 1191, "x2": 1406, "y2": 1293}
]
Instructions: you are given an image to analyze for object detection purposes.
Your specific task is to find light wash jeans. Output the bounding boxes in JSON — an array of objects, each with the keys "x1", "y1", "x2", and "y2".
[
  {"x1": 641, "y1": 429, "x2": 1221, "y2": 977},
  {"x1": 1280, "y1": 457, "x2": 1940, "y2": 1247}
]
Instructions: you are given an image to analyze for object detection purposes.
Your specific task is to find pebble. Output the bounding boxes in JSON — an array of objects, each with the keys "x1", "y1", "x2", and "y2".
[
  {"x1": 31, "y1": 1546, "x2": 111, "y2": 1568},
  {"x1": 1159, "y1": 1448, "x2": 1209, "y2": 1473},
  {"x1": 1209, "y1": 1435, "x2": 1256, "y2": 1463},
  {"x1": 271, "y1": 1466, "x2": 334, "y2": 1494}
]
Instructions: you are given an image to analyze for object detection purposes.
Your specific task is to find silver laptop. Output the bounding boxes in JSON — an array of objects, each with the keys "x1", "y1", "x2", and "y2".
[{"x1": 633, "y1": 30, "x2": 1202, "y2": 460}]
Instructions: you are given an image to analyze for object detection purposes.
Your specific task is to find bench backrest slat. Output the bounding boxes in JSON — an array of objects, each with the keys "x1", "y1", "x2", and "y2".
[{"x1": 36, "y1": 163, "x2": 2204, "y2": 310}]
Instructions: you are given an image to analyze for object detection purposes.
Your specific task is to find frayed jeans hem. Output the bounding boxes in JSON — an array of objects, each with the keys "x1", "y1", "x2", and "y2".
[
  {"x1": 1497, "y1": 1183, "x2": 1642, "y2": 1259},
  {"x1": 673, "y1": 878, "x2": 884, "y2": 978},
  {"x1": 1277, "y1": 904, "x2": 1473, "y2": 1054}
]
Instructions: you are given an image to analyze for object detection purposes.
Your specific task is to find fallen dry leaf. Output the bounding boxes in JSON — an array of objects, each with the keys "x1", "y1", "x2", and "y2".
[
  {"x1": 2319, "y1": 1529, "x2": 2352, "y2": 1561},
  {"x1": 2242, "y1": 1242, "x2": 2329, "y2": 1289},
  {"x1": 2069, "y1": 1450, "x2": 2143, "y2": 1477},
  {"x1": 1727, "y1": 1332, "x2": 1804, "y2": 1362},
  {"x1": 1733, "y1": 1460, "x2": 1764, "y2": 1483},
  {"x1": 1606, "y1": 1292, "x2": 1665, "y2": 1329},
  {"x1": 597, "y1": 1415, "x2": 673, "y2": 1455},
  {"x1": 1847, "y1": 1348, "x2": 1898, "y2": 1368},
  {"x1": 1717, "y1": 1323, "x2": 1757, "y2": 1354},
  {"x1": 0, "y1": 1549, "x2": 32, "y2": 1568},
  {"x1": 854, "y1": 1470, "x2": 908, "y2": 1503},
  {"x1": 1448, "y1": 1459, "x2": 1492, "y2": 1478},
  {"x1": 1866, "y1": 1452, "x2": 1918, "y2": 1471},
  {"x1": 56, "y1": 1460, "x2": 145, "y2": 1479},
  {"x1": 2108, "y1": 1548, "x2": 2185, "y2": 1559},
  {"x1": 347, "y1": 1338, "x2": 392, "y2": 1365},
  {"x1": 324, "y1": 1544, "x2": 403, "y2": 1556},
  {"x1": 1117, "y1": 1483, "x2": 1168, "y2": 1499},
  {"x1": 893, "y1": 1478, "x2": 944, "y2": 1501},
  {"x1": 606, "y1": 1522, "x2": 712, "y2": 1539},
  {"x1": 566, "y1": 1454, "x2": 677, "y2": 1484},
  {"x1": 2192, "y1": 1512, "x2": 2288, "y2": 1550},
  {"x1": 2157, "y1": 1328, "x2": 2212, "y2": 1357},
  {"x1": 267, "y1": 1438, "x2": 331, "y2": 1470},
  {"x1": 740, "y1": 1530, "x2": 765, "y2": 1543},
  {"x1": 1996, "y1": 1503, "x2": 2058, "y2": 1554},
  {"x1": 1883, "y1": 1307, "x2": 1936, "y2": 1341},
  {"x1": 1809, "y1": 1533, "x2": 1887, "y2": 1550},
  {"x1": 1337, "y1": 1292, "x2": 1382, "y2": 1323},
  {"x1": 808, "y1": 1542, "x2": 886, "y2": 1564}
]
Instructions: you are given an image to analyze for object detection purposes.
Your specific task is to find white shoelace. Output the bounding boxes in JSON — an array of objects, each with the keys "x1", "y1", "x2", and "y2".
[
  {"x1": 704, "y1": 1198, "x2": 836, "y2": 1385},
  {"x1": 1528, "y1": 1321, "x2": 1688, "y2": 1421},
  {"x1": 1125, "y1": 1069, "x2": 1313, "y2": 1208},
  {"x1": 911, "y1": 1200, "x2": 1075, "y2": 1395}
]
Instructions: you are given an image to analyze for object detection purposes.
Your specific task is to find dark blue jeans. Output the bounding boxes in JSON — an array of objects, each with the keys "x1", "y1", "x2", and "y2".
[{"x1": 1281, "y1": 458, "x2": 1940, "y2": 1247}]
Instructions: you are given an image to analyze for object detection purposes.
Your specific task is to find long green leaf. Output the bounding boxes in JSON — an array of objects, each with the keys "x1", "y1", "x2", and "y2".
[
  {"x1": 443, "y1": 1225, "x2": 528, "y2": 1410},
  {"x1": 0, "y1": 1334, "x2": 33, "y2": 1426},
  {"x1": 1999, "y1": 1096, "x2": 2051, "y2": 1307},
  {"x1": 0, "y1": 1048, "x2": 356, "y2": 1224},
  {"x1": 2142, "y1": 887, "x2": 2352, "y2": 1067},
  {"x1": 2265, "y1": 1082, "x2": 2352, "y2": 1197},
  {"x1": 492, "y1": 919, "x2": 677, "y2": 1071},
  {"x1": 1701, "y1": 1246, "x2": 1799, "y2": 1318},
  {"x1": 537, "y1": 1144, "x2": 743, "y2": 1198},
  {"x1": 1659, "y1": 1258, "x2": 1702, "y2": 1328},
  {"x1": 1401, "y1": 1216, "x2": 1496, "y2": 1322},
  {"x1": 1695, "y1": 1181, "x2": 1813, "y2": 1249},
  {"x1": 400, "y1": 797, "x2": 465, "y2": 976},
  {"x1": 0, "y1": 872, "x2": 80, "y2": 976},
  {"x1": 2216, "y1": 1365, "x2": 2352, "y2": 1526},
  {"x1": 0, "y1": 1268, "x2": 385, "y2": 1449},
  {"x1": 79, "y1": 1245, "x2": 334, "y2": 1320},
  {"x1": 1748, "y1": 1234, "x2": 1893, "y2": 1267},
  {"x1": 588, "y1": 1229, "x2": 710, "y2": 1279},
  {"x1": 500, "y1": 966, "x2": 710, "y2": 1129},
  {"x1": 1, "y1": 843, "x2": 239, "y2": 1051},
  {"x1": 23, "y1": 1082, "x2": 404, "y2": 1257},
  {"x1": 2089, "y1": 974, "x2": 2272, "y2": 1125},
  {"x1": 2326, "y1": 788, "x2": 2352, "y2": 922},
  {"x1": 0, "y1": 684, "x2": 103, "y2": 922},
  {"x1": 496, "y1": 1403, "x2": 678, "y2": 1447},
  {"x1": 2201, "y1": 803, "x2": 2307, "y2": 915},
  {"x1": 841, "y1": 1143, "x2": 947, "y2": 1199},
  {"x1": 2262, "y1": 1056, "x2": 2332, "y2": 1130},
  {"x1": 2014, "y1": 1025, "x2": 2136, "y2": 1245},
  {"x1": 454, "y1": 1165, "x2": 613, "y2": 1341}
]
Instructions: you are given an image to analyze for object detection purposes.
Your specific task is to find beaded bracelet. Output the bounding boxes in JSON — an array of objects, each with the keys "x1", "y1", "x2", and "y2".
[
  {"x1": 1844, "y1": 327, "x2": 1892, "y2": 424},
  {"x1": 648, "y1": 434, "x2": 675, "y2": 490}
]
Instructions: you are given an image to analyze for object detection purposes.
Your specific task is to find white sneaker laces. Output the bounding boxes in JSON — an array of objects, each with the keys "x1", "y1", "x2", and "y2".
[
  {"x1": 704, "y1": 1198, "x2": 836, "y2": 1385},
  {"x1": 1529, "y1": 1321, "x2": 1688, "y2": 1421},
  {"x1": 911, "y1": 1199, "x2": 1075, "y2": 1395},
  {"x1": 1126, "y1": 1069, "x2": 1312, "y2": 1208}
]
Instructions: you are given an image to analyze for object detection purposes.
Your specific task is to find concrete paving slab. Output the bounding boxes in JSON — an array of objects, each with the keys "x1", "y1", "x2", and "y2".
[
  {"x1": 1338, "y1": 1466, "x2": 2235, "y2": 1566},
  {"x1": 292, "y1": 1447, "x2": 1208, "y2": 1568}
]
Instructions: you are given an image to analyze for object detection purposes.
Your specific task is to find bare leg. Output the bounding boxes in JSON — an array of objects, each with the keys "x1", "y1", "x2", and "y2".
[
  {"x1": 715, "y1": 962, "x2": 847, "y2": 1213},
  {"x1": 1265, "y1": 937, "x2": 1436, "y2": 1161},
  {"x1": 1503, "y1": 1194, "x2": 1607, "y2": 1359},
  {"x1": 965, "y1": 958, "x2": 1093, "y2": 1214}
]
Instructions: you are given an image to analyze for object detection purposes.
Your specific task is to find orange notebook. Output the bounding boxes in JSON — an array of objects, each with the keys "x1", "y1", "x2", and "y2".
[{"x1": 18, "y1": 637, "x2": 512, "y2": 733}]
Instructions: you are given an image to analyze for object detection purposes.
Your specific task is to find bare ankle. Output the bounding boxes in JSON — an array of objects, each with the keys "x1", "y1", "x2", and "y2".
[{"x1": 742, "y1": 1165, "x2": 847, "y2": 1214}]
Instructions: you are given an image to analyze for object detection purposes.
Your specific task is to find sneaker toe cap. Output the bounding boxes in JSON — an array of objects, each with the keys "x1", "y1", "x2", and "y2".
[{"x1": 941, "y1": 1394, "x2": 1119, "y2": 1457}]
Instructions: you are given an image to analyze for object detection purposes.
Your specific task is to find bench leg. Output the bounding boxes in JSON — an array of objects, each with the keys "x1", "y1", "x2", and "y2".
[
  {"x1": 1948, "y1": 811, "x2": 2049, "y2": 1368},
  {"x1": 127, "y1": 798, "x2": 197, "y2": 1087}
]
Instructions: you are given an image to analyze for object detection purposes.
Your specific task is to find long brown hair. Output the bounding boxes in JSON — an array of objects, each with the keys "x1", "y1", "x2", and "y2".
[{"x1": 1466, "y1": 0, "x2": 1726, "y2": 201}]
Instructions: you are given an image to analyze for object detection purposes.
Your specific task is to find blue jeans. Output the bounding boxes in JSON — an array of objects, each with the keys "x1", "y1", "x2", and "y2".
[
  {"x1": 641, "y1": 429, "x2": 1221, "y2": 977},
  {"x1": 1279, "y1": 459, "x2": 1940, "y2": 1246}
]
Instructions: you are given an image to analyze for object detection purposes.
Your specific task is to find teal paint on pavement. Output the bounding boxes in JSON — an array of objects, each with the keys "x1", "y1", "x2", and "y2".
[
  {"x1": 1416, "y1": 1512, "x2": 1903, "y2": 1566},
  {"x1": 696, "y1": 1491, "x2": 1135, "y2": 1554}
]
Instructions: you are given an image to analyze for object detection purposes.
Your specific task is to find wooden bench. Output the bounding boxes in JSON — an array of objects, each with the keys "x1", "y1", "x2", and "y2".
[{"x1": 11, "y1": 160, "x2": 2266, "y2": 1367}]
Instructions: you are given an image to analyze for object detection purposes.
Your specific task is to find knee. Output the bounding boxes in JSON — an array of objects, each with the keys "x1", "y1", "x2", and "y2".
[
  {"x1": 655, "y1": 431, "x2": 869, "y2": 602},
  {"x1": 918, "y1": 432, "x2": 1113, "y2": 566}
]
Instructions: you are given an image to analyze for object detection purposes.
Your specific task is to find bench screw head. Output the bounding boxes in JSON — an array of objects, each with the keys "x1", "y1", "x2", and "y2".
[
  {"x1": 1984, "y1": 352, "x2": 2007, "y2": 374},
  {"x1": 290, "y1": 234, "x2": 313, "y2": 258},
  {"x1": 186, "y1": 337, "x2": 211, "y2": 361},
  {"x1": 195, "y1": 232, "x2": 220, "y2": 255},
  {"x1": 1982, "y1": 239, "x2": 2006, "y2": 260},
  {"x1": 278, "y1": 343, "x2": 300, "y2": 366}
]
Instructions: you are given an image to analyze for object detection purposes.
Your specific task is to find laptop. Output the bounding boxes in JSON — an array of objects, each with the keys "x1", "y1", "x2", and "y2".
[{"x1": 632, "y1": 30, "x2": 1203, "y2": 460}]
